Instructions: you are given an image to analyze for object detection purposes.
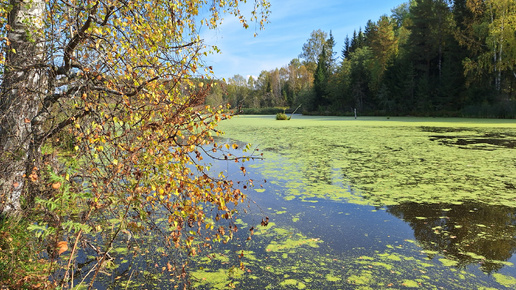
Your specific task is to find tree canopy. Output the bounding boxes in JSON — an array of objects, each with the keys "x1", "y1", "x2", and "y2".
[
  {"x1": 0, "y1": 0, "x2": 269, "y2": 287},
  {"x1": 222, "y1": 0, "x2": 516, "y2": 118}
]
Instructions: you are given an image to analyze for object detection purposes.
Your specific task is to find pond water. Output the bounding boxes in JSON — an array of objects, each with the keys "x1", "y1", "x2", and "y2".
[
  {"x1": 76, "y1": 115, "x2": 516, "y2": 289},
  {"x1": 188, "y1": 115, "x2": 516, "y2": 289}
]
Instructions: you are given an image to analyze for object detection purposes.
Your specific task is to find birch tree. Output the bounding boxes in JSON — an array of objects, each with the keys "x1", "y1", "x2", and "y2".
[
  {"x1": 1, "y1": 0, "x2": 46, "y2": 214},
  {"x1": 0, "y1": 0, "x2": 269, "y2": 286}
]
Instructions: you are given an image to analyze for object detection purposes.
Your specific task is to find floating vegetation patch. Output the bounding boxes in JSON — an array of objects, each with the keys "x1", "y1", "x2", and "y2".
[
  {"x1": 61, "y1": 116, "x2": 516, "y2": 289},
  {"x1": 492, "y1": 273, "x2": 516, "y2": 288},
  {"x1": 208, "y1": 116, "x2": 516, "y2": 288},
  {"x1": 189, "y1": 223, "x2": 508, "y2": 289},
  {"x1": 218, "y1": 116, "x2": 516, "y2": 207}
]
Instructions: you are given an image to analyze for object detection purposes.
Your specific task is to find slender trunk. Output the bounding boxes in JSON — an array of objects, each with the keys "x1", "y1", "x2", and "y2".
[
  {"x1": 488, "y1": 2, "x2": 502, "y2": 92},
  {"x1": 437, "y1": 4, "x2": 443, "y2": 80},
  {"x1": 0, "y1": 0, "x2": 46, "y2": 215},
  {"x1": 497, "y1": 10, "x2": 505, "y2": 95}
]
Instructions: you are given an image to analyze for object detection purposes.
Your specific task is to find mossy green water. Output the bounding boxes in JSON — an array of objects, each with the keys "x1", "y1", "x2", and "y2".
[
  {"x1": 218, "y1": 115, "x2": 516, "y2": 207},
  {"x1": 89, "y1": 116, "x2": 514, "y2": 289},
  {"x1": 190, "y1": 224, "x2": 502, "y2": 289},
  {"x1": 188, "y1": 115, "x2": 516, "y2": 289}
]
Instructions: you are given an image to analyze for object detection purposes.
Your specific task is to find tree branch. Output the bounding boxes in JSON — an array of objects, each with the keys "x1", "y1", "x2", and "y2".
[
  {"x1": 35, "y1": 109, "x2": 91, "y2": 146},
  {"x1": 59, "y1": 3, "x2": 100, "y2": 75}
]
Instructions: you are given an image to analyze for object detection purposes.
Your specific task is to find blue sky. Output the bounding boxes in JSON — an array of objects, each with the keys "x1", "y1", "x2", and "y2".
[{"x1": 202, "y1": 0, "x2": 408, "y2": 80}]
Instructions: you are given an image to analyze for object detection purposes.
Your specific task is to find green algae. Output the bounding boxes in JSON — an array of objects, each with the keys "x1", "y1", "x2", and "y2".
[
  {"x1": 235, "y1": 218, "x2": 248, "y2": 227},
  {"x1": 240, "y1": 250, "x2": 258, "y2": 261},
  {"x1": 265, "y1": 235, "x2": 321, "y2": 253},
  {"x1": 378, "y1": 253, "x2": 403, "y2": 261},
  {"x1": 371, "y1": 262, "x2": 394, "y2": 270},
  {"x1": 326, "y1": 273, "x2": 341, "y2": 282},
  {"x1": 257, "y1": 223, "x2": 322, "y2": 253},
  {"x1": 279, "y1": 278, "x2": 306, "y2": 289},
  {"x1": 190, "y1": 228, "x2": 506, "y2": 289},
  {"x1": 191, "y1": 268, "x2": 243, "y2": 289},
  {"x1": 218, "y1": 115, "x2": 516, "y2": 207},
  {"x1": 401, "y1": 279, "x2": 420, "y2": 288},
  {"x1": 492, "y1": 273, "x2": 516, "y2": 287},
  {"x1": 439, "y1": 258, "x2": 459, "y2": 267},
  {"x1": 184, "y1": 116, "x2": 516, "y2": 289},
  {"x1": 348, "y1": 272, "x2": 374, "y2": 285}
]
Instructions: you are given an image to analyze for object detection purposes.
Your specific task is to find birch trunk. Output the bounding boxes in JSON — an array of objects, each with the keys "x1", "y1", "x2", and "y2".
[{"x1": 0, "y1": 0, "x2": 46, "y2": 215}]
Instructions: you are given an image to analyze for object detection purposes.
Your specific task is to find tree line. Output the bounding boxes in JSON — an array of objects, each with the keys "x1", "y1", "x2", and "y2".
[{"x1": 215, "y1": 0, "x2": 516, "y2": 118}]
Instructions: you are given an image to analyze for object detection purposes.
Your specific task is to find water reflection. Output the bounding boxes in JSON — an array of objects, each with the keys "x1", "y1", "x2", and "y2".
[{"x1": 387, "y1": 202, "x2": 516, "y2": 273}]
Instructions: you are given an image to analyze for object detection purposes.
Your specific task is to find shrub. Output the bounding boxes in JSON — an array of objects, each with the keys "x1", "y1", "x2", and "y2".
[
  {"x1": 241, "y1": 107, "x2": 288, "y2": 115},
  {"x1": 276, "y1": 112, "x2": 290, "y2": 120}
]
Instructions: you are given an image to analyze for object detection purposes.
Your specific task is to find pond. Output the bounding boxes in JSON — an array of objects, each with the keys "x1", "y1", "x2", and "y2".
[
  {"x1": 76, "y1": 115, "x2": 516, "y2": 289},
  {"x1": 188, "y1": 115, "x2": 516, "y2": 289}
]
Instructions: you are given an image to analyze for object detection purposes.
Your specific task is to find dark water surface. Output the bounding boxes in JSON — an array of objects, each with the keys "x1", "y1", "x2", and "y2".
[
  {"x1": 77, "y1": 116, "x2": 516, "y2": 289},
  {"x1": 201, "y1": 116, "x2": 516, "y2": 289},
  {"x1": 186, "y1": 139, "x2": 516, "y2": 289}
]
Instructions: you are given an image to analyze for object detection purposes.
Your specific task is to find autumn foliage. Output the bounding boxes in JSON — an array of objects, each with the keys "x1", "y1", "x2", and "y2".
[{"x1": 0, "y1": 0, "x2": 269, "y2": 287}]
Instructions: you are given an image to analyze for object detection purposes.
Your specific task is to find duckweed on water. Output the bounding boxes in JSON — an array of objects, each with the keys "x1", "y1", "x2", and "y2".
[
  {"x1": 189, "y1": 219, "x2": 507, "y2": 289},
  {"x1": 493, "y1": 273, "x2": 516, "y2": 287},
  {"x1": 195, "y1": 115, "x2": 516, "y2": 288},
  {"x1": 218, "y1": 116, "x2": 516, "y2": 207}
]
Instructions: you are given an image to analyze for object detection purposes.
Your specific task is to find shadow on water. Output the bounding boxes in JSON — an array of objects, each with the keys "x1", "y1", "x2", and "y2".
[
  {"x1": 422, "y1": 126, "x2": 516, "y2": 150},
  {"x1": 387, "y1": 202, "x2": 516, "y2": 273},
  {"x1": 72, "y1": 126, "x2": 516, "y2": 288}
]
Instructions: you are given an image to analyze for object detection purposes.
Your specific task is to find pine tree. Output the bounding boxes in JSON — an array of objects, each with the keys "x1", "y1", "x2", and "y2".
[
  {"x1": 343, "y1": 35, "x2": 351, "y2": 59},
  {"x1": 313, "y1": 46, "x2": 329, "y2": 108}
]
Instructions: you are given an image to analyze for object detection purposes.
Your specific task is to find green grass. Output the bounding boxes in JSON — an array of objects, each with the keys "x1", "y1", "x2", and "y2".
[{"x1": 0, "y1": 216, "x2": 51, "y2": 288}]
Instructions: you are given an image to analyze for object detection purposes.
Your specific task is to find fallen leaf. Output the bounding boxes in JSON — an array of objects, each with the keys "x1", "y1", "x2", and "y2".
[{"x1": 57, "y1": 241, "x2": 68, "y2": 255}]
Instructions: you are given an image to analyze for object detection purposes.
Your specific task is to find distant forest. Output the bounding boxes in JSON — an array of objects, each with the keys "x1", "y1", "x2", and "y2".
[{"x1": 205, "y1": 0, "x2": 516, "y2": 118}]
